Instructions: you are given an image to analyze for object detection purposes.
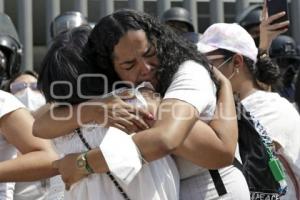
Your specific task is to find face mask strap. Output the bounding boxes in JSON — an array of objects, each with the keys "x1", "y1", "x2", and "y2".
[{"x1": 216, "y1": 56, "x2": 233, "y2": 70}]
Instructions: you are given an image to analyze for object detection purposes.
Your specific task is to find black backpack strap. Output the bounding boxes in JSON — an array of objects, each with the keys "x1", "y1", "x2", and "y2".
[
  {"x1": 233, "y1": 158, "x2": 243, "y2": 172},
  {"x1": 209, "y1": 170, "x2": 227, "y2": 196}
]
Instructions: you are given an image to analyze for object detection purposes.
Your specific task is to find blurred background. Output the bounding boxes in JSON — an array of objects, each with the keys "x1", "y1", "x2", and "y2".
[{"x1": 1, "y1": 0, "x2": 299, "y2": 72}]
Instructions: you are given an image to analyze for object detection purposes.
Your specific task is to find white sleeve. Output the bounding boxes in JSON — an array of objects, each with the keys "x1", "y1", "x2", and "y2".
[
  {"x1": 163, "y1": 60, "x2": 216, "y2": 118},
  {"x1": 99, "y1": 127, "x2": 142, "y2": 185},
  {"x1": 0, "y1": 90, "x2": 25, "y2": 118}
]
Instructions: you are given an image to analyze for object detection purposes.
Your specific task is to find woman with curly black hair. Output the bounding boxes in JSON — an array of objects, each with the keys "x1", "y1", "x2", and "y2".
[{"x1": 34, "y1": 9, "x2": 249, "y2": 200}]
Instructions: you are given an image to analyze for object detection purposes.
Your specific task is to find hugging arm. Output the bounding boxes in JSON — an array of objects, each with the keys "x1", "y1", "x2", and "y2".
[
  {"x1": 0, "y1": 108, "x2": 58, "y2": 182},
  {"x1": 174, "y1": 71, "x2": 238, "y2": 168},
  {"x1": 56, "y1": 78, "x2": 237, "y2": 187},
  {"x1": 53, "y1": 98, "x2": 198, "y2": 188},
  {"x1": 33, "y1": 96, "x2": 152, "y2": 139}
]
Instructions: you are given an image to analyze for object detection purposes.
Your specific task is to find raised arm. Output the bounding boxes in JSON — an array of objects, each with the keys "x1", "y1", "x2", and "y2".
[
  {"x1": 259, "y1": 0, "x2": 289, "y2": 52},
  {"x1": 0, "y1": 108, "x2": 58, "y2": 182}
]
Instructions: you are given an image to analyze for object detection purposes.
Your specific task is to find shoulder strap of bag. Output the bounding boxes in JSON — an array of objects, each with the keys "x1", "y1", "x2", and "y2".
[
  {"x1": 75, "y1": 128, "x2": 131, "y2": 200},
  {"x1": 209, "y1": 169, "x2": 227, "y2": 196}
]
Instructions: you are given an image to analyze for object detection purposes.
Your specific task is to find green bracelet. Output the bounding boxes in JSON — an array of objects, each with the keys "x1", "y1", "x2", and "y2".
[{"x1": 83, "y1": 151, "x2": 94, "y2": 174}]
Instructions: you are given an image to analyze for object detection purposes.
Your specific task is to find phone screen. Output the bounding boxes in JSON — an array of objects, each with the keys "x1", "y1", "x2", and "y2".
[{"x1": 267, "y1": 0, "x2": 289, "y2": 24}]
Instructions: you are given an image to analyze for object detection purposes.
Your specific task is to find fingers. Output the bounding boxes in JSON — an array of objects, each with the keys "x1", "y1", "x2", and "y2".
[
  {"x1": 111, "y1": 123, "x2": 127, "y2": 133},
  {"x1": 119, "y1": 111, "x2": 150, "y2": 131},
  {"x1": 123, "y1": 104, "x2": 154, "y2": 125},
  {"x1": 267, "y1": 12, "x2": 287, "y2": 24},
  {"x1": 111, "y1": 117, "x2": 139, "y2": 133},
  {"x1": 127, "y1": 113, "x2": 151, "y2": 130},
  {"x1": 262, "y1": 0, "x2": 268, "y2": 19},
  {"x1": 268, "y1": 20, "x2": 289, "y2": 31},
  {"x1": 212, "y1": 66, "x2": 227, "y2": 82},
  {"x1": 52, "y1": 160, "x2": 59, "y2": 169},
  {"x1": 126, "y1": 104, "x2": 154, "y2": 120}
]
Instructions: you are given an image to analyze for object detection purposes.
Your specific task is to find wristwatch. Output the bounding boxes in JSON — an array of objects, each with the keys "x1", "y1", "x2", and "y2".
[
  {"x1": 258, "y1": 48, "x2": 269, "y2": 59},
  {"x1": 76, "y1": 152, "x2": 94, "y2": 174}
]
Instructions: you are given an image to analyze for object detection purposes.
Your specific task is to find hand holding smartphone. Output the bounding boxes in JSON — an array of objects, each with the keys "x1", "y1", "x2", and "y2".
[
  {"x1": 259, "y1": 0, "x2": 289, "y2": 51},
  {"x1": 266, "y1": 0, "x2": 289, "y2": 25}
]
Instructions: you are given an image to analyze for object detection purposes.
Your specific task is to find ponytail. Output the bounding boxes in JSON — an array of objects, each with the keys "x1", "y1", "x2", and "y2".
[{"x1": 245, "y1": 55, "x2": 281, "y2": 90}]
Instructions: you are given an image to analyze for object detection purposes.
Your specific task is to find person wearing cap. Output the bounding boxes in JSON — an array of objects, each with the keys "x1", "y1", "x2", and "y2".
[
  {"x1": 161, "y1": 7, "x2": 195, "y2": 35},
  {"x1": 198, "y1": 22, "x2": 300, "y2": 200}
]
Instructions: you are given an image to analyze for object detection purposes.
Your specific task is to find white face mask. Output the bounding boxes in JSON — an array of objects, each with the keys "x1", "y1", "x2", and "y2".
[
  {"x1": 14, "y1": 88, "x2": 46, "y2": 111},
  {"x1": 216, "y1": 56, "x2": 236, "y2": 80}
]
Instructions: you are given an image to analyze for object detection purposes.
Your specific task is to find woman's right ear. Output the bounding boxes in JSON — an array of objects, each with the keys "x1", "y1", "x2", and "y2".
[{"x1": 232, "y1": 54, "x2": 244, "y2": 74}]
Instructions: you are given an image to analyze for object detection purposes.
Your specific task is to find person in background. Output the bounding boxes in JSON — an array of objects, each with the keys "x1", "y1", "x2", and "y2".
[
  {"x1": 269, "y1": 35, "x2": 300, "y2": 102},
  {"x1": 50, "y1": 11, "x2": 89, "y2": 39},
  {"x1": 7, "y1": 71, "x2": 46, "y2": 112},
  {"x1": 3, "y1": 70, "x2": 49, "y2": 200},
  {"x1": 0, "y1": 14, "x2": 58, "y2": 200},
  {"x1": 198, "y1": 22, "x2": 300, "y2": 200},
  {"x1": 161, "y1": 7, "x2": 195, "y2": 35},
  {"x1": 0, "y1": 14, "x2": 22, "y2": 89},
  {"x1": 236, "y1": 4, "x2": 263, "y2": 47},
  {"x1": 237, "y1": 1, "x2": 289, "y2": 92}
]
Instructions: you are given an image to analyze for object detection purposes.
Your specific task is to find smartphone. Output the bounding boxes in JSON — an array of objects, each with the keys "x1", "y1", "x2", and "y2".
[{"x1": 267, "y1": 0, "x2": 289, "y2": 25}]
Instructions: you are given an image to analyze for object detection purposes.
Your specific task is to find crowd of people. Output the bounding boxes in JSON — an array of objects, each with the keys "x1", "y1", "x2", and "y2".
[{"x1": 0, "y1": 1, "x2": 299, "y2": 200}]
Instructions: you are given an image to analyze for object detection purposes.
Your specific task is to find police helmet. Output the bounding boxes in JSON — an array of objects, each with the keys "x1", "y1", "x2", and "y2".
[
  {"x1": 269, "y1": 35, "x2": 300, "y2": 60},
  {"x1": 0, "y1": 34, "x2": 22, "y2": 80},
  {"x1": 50, "y1": 11, "x2": 89, "y2": 38},
  {"x1": 236, "y1": 5, "x2": 263, "y2": 30},
  {"x1": 161, "y1": 7, "x2": 194, "y2": 32},
  {"x1": 0, "y1": 13, "x2": 22, "y2": 80}
]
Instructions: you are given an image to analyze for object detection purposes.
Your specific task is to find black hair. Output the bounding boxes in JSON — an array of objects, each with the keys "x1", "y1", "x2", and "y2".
[
  {"x1": 254, "y1": 55, "x2": 281, "y2": 89},
  {"x1": 219, "y1": 48, "x2": 281, "y2": 90},
  {"x1": 84, "y1": 9, "x2": 215, "y2": 96},
  {"x1": 4, "y1": 70, "x2": 38, "y2": 92},
  {"x1": 38, "y1": 25, "x2": 103, "y2": 104}
]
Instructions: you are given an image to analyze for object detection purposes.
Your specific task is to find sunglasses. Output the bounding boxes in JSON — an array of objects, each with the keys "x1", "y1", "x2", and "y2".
[{"x1": 10, "y1": 82, "x2": 38, "y2": 94}]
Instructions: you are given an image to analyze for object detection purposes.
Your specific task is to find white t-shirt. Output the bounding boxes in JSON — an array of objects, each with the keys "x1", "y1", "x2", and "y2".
[
  {"x1": 0, "y1": 90, "x2": 25, "y2": 200},
  {"x1": 164, "y1": 60, "x2": 217, "y2": 178},
  {"x1": 52, "y1": 85, "x2": 179, "y2": 200},
  {"x1": 100, "y1": 61, "x2": 249, "y2": 200},
  {"x1": 242, "y1": 90, "x2": 300, "y2": 200},
  {"x1": 162, "y1": 61, "x2": 250, "y2": 200}
]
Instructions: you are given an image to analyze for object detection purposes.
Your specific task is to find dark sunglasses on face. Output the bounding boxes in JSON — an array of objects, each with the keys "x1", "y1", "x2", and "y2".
[{"x1": 10, "y1": 82, "x2": 38, "y2": 94}]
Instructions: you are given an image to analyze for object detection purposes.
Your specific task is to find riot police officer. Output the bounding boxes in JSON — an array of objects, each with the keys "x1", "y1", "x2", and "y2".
[
  {"x1": 236, "y1": 5, "x2": 263, "y2": 47},
  {"x1": 270, "y1": 35, "x2": 300, "y2": 102},
  {"x1": 0, "y1": 13, "x2": 22, "y2": 88},
  {"x1": 50, "y1": 11, "x2": 89, "y2": 39},
  {"x1": 161, "y1": 7, "x2": 195, "y2": 34}
]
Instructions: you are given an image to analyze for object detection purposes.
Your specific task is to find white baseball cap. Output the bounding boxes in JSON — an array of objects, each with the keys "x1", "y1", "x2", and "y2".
[{"x1": 197, "y1": 23, "x2": 258, "y2": 63}]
